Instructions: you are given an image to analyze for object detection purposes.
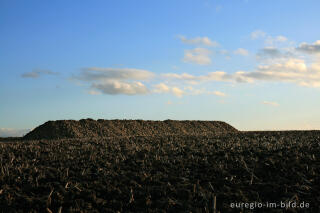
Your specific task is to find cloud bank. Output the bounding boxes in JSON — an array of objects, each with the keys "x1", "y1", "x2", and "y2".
[
  {"x1": 71, "y1": 35, "x2": 320, "y2": 98},
  {"x1": 164, "y1": 58, "x2": 320, "y2": 88}
]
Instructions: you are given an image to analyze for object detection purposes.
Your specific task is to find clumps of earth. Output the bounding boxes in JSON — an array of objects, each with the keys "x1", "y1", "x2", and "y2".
[
  {"x1": 1, "y1": 120, "x2": 319, "y2": 212},
  {"x1": 23, "y1": 119, "x2": 238, "y2": 140}
]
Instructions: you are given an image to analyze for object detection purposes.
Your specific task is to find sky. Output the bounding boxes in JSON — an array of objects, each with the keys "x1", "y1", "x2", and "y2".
[{"x1": 1, "y1": 0, "x2": 320, "y2": 136}]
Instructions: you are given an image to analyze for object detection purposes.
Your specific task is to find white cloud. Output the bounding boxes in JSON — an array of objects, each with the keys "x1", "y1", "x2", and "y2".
[
  {"x1": 298, "y1": 81, "x2": 320, "y2": 88},
  {"x1": 183, "y1": 48, "x2": 212, "y2": 65},
  {"x1": 184, "y1": 86, "x2": 206, "y2": 95},
  {"x1": 73, "y1": 37, "x2": 320, "y2": 97},
  {"x1": 87, "y1": 90, "x2": 101, "y2": 95},
  {"x1": 0, "y1": 128, "x2": 30, "y2": 137},
  {"x1": 259, "y1": 58, "x2": 307, "y2": 73},
  {"x1": 242, "y1": 58, "x2": 320, "y2": 87},
  {"x1": 163, "y1": 86, "x2": 227, "y2": 97},
  {"x1": 296, "y1": 40, "x2": 320, "y2": 54},
  {"x1": 73, "y1": 67, "x2": 154, "y2": 95},
  {"x1": 234, "y1": 48, "x2": 249, "y2": 56},
  {"x1": 153, "y1": 83, "x2": 171, "y2": 93},
  {"x1": 179, "y1": 36, "x2": 219, "y2": 47},
  {"x1": 251, "y1": 30, "x2": 266, "y2": 40},
  {"x1": 275, "y1": 36, "x2": 288, "y2": 42},
  {"x1": 244, "y1": 59, "x2": 308, "y2": 82},
  {"x1": 262, "y1": 101, "x2": 279, "y2": 107},
  {"x1": 76, "y1": 67, "x2": 154, "y2": 81},
  {"x1": 181, "y1": 86, "x2": 227, "y2": 97},
  {"x1": 251, "y1": 30, "x2": 288, "y2": 46},
  {"x1": 91, "y1": 80, "x2": 149, "y2": 95},
  {"x1": 208, "y1": 91, "x2": 226, "y2": 97},
  {"x1": 163, "y1": 70, "x2": 253, "y2": 84},
  {"x1": 172, "y1": 87, "x2": 184, "y2": 97},
  {"x1": 164, "y1": 57, "x2": 320, "y2": 88},
  {"x1": 265, "y1": 35, "x2": 288, "y2": 45},
  {"x1": 153, "y1": 83, "x2": 185, "y2": 97}
]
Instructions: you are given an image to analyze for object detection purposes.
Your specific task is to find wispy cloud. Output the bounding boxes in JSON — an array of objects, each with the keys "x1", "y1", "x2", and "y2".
[
  {"x1": 87, "y1": 90, "x2": 101, "y2": 95},
  {"x1": 163, "y1": 71, "x2": 253, "y2": 84},
  {"x1": 251, "y1": 30, "x2": 289, "y2": 46},
  {"x1": 153, "y1": 83, "x2": 227, "y2": 98},
  {"x1": 265, "y1": 35, "x2": 288, "y2": 46},
  {"x1": 262, "y1": 101, "x2": 279, "y2": 107},
  {"x1": 171, "y1": 87, "x2": 184, "y2": 97},
  {"x1": 183, "y1": 48, "x2": 212, "y2": 65},
  {"x1": 234, "y1": 48, "x2": 249, "y2": 56},
  {"x1": 208, "y1": 91, "x2": 226, "y2": 97},
  {"x1": 179, "y1": 36, "x2": 219, "y2": 47},
  {"x1": 21, "y1": 69, "x2": 58, "y2": 79},
  {"x1": 153, "y1": 83, "x2": 184, "y2": 97},
  {"x1": 251, "y1": 30, "x2": 266, "y2": 40},
  {"x1": 257, "y1": 47, "x2": 283, "y2": 59},
  {"x1": 75, "y1": 67, "x2": 154, "y2": 81},
  {"x1": 153, "y1": 83, "x2": 170, "y2": 93}
]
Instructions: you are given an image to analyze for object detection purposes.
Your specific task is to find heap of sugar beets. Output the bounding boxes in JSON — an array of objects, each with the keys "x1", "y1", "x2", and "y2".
[{"x1": 23, "y1": 119, "x2": 238, "y2": 140}]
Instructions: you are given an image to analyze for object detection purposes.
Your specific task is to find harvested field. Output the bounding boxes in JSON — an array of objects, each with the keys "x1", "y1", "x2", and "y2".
[
  {"x1": 23, "y1": 119, "x2": 238, "y2": 140},
  {"x1": 0, "y1": 130, "x2": 319, "y2": 212}
]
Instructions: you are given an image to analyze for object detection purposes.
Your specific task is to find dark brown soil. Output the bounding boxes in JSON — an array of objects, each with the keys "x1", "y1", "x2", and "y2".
[
  {"x1": 23, "y1": 119, "x2": 238, "y2": 140},
  {"x1": 1, "y1": 131, "x2": 319, "y2": 212}
]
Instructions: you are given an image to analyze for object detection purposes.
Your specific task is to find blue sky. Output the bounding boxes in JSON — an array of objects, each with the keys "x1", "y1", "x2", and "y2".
[{"x1": 1, "y1": 0, "x2": 320, "y2": 136}]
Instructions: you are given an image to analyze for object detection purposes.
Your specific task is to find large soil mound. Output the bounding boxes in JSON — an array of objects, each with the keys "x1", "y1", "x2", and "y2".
[{"x1": 23, "y1": 119, "x2": 238, "y2": 140}]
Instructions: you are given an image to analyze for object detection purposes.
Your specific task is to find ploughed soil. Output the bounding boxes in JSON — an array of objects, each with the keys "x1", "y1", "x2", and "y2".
[
  {"x1": 23, "y1": 119, "x2": 238, "y2": 140},
  {"x1": 1, "y1": 130, "x2": 319, "y2": 212}
]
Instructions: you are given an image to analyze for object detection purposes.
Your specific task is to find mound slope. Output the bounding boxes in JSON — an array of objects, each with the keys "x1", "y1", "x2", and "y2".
[{"x1": 23, "y1": 119, "x2": 238, "y2": 140}]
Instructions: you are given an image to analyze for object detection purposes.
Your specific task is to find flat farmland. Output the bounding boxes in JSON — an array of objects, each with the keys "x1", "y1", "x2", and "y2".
[{"x1": 0, "y1": 131, "x2": 319, "y2": 212}]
